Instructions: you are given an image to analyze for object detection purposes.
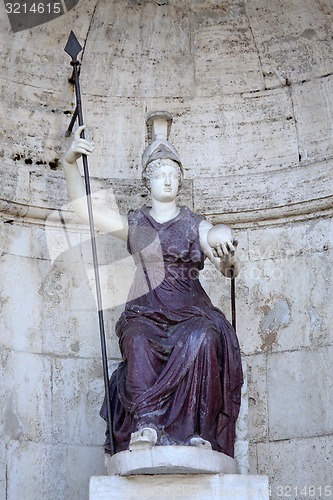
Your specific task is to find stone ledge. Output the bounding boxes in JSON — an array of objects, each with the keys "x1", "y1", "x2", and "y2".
[
  {"x1": 1, "y1": 196, "x2": 333, "y2": 229},
  {"x1": 105, "y1": 447, "x2": 237, "y2": 476}
]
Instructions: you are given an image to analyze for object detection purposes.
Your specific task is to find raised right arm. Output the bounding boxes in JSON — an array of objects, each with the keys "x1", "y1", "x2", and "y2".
[{"x1": 61, "y1": 125, "x2": 128, "y2": 241}]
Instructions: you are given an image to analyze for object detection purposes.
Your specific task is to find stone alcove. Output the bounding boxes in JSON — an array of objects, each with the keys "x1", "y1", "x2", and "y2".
[{"x1": 1, "y1": 1, "x2": 332, "y2": 498}]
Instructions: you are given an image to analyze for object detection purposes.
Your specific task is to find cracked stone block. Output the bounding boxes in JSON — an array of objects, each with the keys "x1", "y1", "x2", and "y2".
[
  {"x1": 267, "y1": 346, "x2": 333, "y2": 440},
  {"x1": 51, "y1": 356, "x2": 106, "y2": 446},
  {"x1": 292, "y1": 76, "x2": 333, "y2": 164},
  {"x1": 6, "y1": 440, "x2": 105, "y2": 500},
  {"x1": 246, "y1": 354, "x2": 268, "y2": 444},
  {"x1": 245, "y1": 0, "x2": 333, "y2": 86},
  {"x1": 1, "y1": 350, "x2": 52, "y2": 442},
  {"x1": 257, "y1": 435, "x2": 333, "y2": 497},
  {"x1": 82, "y1": 1, "x2": 194, "y2": 98},
  {"x1": 193, "y1": 3, "x2": 264, "y2": 95}
]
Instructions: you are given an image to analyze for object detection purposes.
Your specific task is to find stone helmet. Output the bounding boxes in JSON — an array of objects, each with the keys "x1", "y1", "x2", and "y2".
[{"x1": 142, "y1": 111, "x2": 184, "y2": 182}]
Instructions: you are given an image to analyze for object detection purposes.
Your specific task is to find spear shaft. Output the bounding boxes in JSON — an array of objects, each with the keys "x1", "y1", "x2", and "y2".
[
  {"x1": 231, "y1": 276, "x2": 236, "y2": 331},
  {"x1": 65, "y1": 31, "x2": 114, "y2": 455},
  {"x1": 230, "y1": 239, "x2": 238, "y2": 331}
]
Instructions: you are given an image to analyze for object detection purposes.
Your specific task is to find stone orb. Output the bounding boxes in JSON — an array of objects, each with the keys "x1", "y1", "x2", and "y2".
[{"x1": 207, "y1": 224, "x2": 233, "y2": 247}]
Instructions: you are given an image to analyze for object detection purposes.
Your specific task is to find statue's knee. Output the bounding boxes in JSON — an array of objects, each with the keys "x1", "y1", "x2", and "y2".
[
  {"x1": 124, "y1": 328, "x2": 149, "y2": 352},
  {"x1": 202, "y1": 327, "x2": 219, "y2": 349}
]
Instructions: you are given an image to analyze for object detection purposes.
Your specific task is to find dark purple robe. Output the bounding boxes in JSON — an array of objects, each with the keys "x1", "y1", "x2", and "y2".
[{"x1": 101, "y1": 206, "x2": 243, "y2": 457}]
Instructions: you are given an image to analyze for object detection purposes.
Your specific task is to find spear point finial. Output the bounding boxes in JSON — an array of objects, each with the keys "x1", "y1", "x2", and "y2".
[{"x1": 64, "y1": 31, "x2": 82, "y2": 61}]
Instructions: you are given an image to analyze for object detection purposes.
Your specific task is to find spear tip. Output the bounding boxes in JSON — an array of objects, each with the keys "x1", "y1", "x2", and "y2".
[{"x1": 64, "y1": 30, "x2": 82, "y2": 60}]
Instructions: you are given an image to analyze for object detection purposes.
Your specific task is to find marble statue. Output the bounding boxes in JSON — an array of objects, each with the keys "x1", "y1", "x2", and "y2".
[{"x1": 61, "y1": 111, "x2": 243, "y2": 458}]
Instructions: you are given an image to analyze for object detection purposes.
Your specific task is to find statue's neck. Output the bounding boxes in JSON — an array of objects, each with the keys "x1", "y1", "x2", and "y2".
[{"x1": 149, "y1": 199, "x2": 180, "y2": 223}]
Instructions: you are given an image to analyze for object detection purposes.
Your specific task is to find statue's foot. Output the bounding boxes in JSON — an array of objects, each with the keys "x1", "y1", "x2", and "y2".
[
  {"x1": 129, "y1": 427, "x2": 158, "y2": 451},
  {"x1": 189, "y1": 436, "x2": 212, "y2": 449}
]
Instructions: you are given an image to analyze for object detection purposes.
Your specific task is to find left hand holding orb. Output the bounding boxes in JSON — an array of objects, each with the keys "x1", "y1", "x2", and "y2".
[{"x1": 208, "y1": 224, "x2": 237, "y2": 258}]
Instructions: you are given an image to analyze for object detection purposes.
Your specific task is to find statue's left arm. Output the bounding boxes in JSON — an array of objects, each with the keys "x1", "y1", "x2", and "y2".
[{"x1": 199, "y1": 220, "x2": 241, "y2": 278}]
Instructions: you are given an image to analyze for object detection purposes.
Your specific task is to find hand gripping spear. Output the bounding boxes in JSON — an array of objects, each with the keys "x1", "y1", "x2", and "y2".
[{"x1": 64, "y1": 31, "x2": 114, "y2": 455}]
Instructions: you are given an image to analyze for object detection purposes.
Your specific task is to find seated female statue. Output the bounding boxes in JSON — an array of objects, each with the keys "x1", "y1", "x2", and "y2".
[{"x1": 62, "y1": 117, "x2": 243, "y2": 458}]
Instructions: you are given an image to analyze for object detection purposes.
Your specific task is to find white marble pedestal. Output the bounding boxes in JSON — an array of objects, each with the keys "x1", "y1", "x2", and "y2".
[{"x1": 89, "y1": 447, "x2": 269, "y2": 500}]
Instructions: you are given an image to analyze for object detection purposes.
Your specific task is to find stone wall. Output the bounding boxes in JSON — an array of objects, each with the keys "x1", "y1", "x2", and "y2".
[{"x1": 0, "y1": 0, "x2": 332, "y2": 498}]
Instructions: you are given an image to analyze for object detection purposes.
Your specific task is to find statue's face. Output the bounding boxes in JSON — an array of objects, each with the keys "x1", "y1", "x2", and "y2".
[{"x1": 149, "y1": 161, "x2": 179, "y2": 202}]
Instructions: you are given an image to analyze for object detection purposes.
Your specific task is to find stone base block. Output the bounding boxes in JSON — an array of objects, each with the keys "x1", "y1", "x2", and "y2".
[
  {"x1": 105, "y1": 446, "x2": 237, "y2": 475},
  {"x1": 90, "y1": 473, "x2": 269, "y2": 499}
]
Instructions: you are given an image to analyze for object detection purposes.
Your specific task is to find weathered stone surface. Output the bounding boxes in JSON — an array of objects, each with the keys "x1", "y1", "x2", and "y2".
[
  {"x1": 237, "y1": 218, "x2": 333, "y2": 354},
  {"x1": 6, "y1": 440, "x2": 105, "y2": 500},
  {"x1": 246, "y1": 355, "x2": 268, "y2": 444},
  {"x1": 80, "y1": 97, "x2": 146, "y2": 180},
  {"x1": 0, "y1": 1, "x2": 98, "y2": 92},
  {"x1": 235, "y1": 259, "x2": 303, "y2": 355},
  {"x1": 90, "y1": 473, "x2": 269, "y2": 500},
  {"x1": 147, "y1": 89, "x2": 299, "y2": 179},
  {"x1": 192, "y1": 2, "x2": 265, "y2": 95},
  {"x1": 1, "y1": 0, "x2": 333, "y2": 498},
  {"x1": 0, "y1": 442, "x2": 6, "y2": 500},
  {"x1": 1, "y1": 350, "x2": 52, "y2": 442},
  {"x1": 0, "y1": 80, "x2": 71, "y2": 172},
  {"x1": 106, "y1": 447, "x2": 237, "y2": 475},
  {"x1": 267, "y1": 346, "x2": 333, "y2": 441},
  {"x1": 246, "y1": 0, "x2": 333, "y2": 87},
  {"x1": 292, "y1": 75, "x2": 333, "y2": 164},
  {"x1": 82, "y1": 1, "x2": 194, "y2": 98},
  {"x1": 247, "y1": 216, "x2": 333, "y2": 263},
  {"x1": 0, "y1": 254, "x2": 45, "y2": 354},
  {"x1": 199, "y1": 258, "x2": 233, "y2": 317},
  {"x1": 308, "y1": 253, "x2": 333, "y2": 347},
  {"x1": 0, "y1": 164, "x2": 193, "y2": 224},
  {"x1": 0, "y1": 219, "x2": 51, "y2": 261},
  {"x1": 257, "y1": 435, "x2": 333, "y2": 498},
  {"x1": 0, "y1": 346, "x2": 107, "y2": 448},
  {"x1": 234, "y1": 359, "x2": 249, "y2": 474},
  {"x1": 0, "y1": 482, "x2": 5, "y2": 500},
  {"x1": 51, "y1": 356, "x2": 106, "y2": 446},
  {"x1": 232, "y1": 273, "x2": 263, "y2": 356},
  {"x1": 37, "y1": 256, "x2": 105, "y2": 357},
  {"x1": 0, "y1": 252, "x2": 96, "y2": 356},
  {"x1": 193, "y1": 160, "x2": 332, "y2": 222}
]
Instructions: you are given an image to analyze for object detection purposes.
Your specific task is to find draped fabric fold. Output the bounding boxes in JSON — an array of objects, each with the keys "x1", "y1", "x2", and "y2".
[{"x1": 101, "y1": 206, "x2": 243, "y2": 457}]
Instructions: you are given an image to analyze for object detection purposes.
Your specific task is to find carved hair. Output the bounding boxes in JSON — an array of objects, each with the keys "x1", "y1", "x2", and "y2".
[{"x1": 142, "y1": 159, "x2": 183, "y2": 190}]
